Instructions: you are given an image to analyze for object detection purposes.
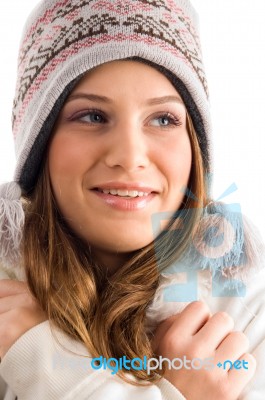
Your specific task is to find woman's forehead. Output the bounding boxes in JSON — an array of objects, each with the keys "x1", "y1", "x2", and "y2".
[{"x1": 69, "y1": 60, "x2": 185, "y2": 103}]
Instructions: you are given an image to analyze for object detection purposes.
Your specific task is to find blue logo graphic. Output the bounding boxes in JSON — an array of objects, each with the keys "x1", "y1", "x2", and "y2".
[{"x1": 151, "y1": 176, "x2": 247, "y2": 301}]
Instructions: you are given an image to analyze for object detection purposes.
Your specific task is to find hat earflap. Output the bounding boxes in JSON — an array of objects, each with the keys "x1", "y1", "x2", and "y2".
[{"x1": 0, "y1": 182, "x2": 24, "y2": 269}]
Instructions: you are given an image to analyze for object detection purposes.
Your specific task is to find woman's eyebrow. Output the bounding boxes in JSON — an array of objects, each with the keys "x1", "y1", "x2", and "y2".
[
  {"x1": 66, "y1": 93, "x2": 112, "y2": 104},
  {"x1": 146, "y1": 95, "x2": 183, "y2": 105},
  {"x1": 66, "y1": 93, "x2": 183, "y2": 105}
]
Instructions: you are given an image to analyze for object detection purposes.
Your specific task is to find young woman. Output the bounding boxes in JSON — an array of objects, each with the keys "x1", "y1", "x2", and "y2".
[{"x1": 0, "y1": 1, "x2": 264, "y2": 399}]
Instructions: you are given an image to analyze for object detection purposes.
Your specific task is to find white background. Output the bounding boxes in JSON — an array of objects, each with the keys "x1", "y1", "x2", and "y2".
[{"x1": 0, "y1": 1, "x2": 264, "y2": 239}]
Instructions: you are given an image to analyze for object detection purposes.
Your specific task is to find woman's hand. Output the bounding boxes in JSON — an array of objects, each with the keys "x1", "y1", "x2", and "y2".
[
  {"x1": 0, "y1": 279, "x2": 47, "y2": 360},
  {"x1": 152, "y1": 301, "x2": 256, "y2": 400}
]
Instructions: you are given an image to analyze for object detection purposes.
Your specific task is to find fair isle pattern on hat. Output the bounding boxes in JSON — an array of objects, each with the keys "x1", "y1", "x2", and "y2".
[
  {"x1": 12, "y1": 0, "x2": 212, "y2": 193},
  {"x1": 14, "y1": 0, "x2": 208, "y2": 111}
]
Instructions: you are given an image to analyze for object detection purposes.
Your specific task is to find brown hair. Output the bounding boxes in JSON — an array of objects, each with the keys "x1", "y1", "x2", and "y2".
[{"x1": 22, "y1": 111, "x2": 208, "y2": 385}]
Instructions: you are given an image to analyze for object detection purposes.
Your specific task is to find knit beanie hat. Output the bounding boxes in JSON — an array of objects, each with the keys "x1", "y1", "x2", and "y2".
[{"x1": 2, "y1": 0, "x2": 263, "y2": 280}]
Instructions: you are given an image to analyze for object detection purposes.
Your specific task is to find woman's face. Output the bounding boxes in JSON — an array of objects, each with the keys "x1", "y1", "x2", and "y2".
[{"x1": 48, "y1": 60, "x2": 192, "y2": 271}]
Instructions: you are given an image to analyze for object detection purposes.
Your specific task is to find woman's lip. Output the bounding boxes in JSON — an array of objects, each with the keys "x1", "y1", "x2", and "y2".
[
  {"x1": 90, "y1": 189, "x2": 157, "y2": 211},
  {"x1": 91, "y1": 182, "x2": 159, "y2": 193}
]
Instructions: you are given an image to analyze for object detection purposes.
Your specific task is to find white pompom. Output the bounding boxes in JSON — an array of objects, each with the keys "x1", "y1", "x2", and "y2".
[
  {"x1": 0, "y1": 181, "x2": 24, "y2": 268},
  {"x1": 0, "y1": 181, "x2": 22, "y2": 200}
]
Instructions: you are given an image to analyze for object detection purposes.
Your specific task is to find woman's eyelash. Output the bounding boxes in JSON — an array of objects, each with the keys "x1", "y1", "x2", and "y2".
[
  {"x1": 69, "y1": 109, "x2": 107, "y2": 124},
  {"x1": 152, "y1": 112, "x2": 182, "y2": 128}
]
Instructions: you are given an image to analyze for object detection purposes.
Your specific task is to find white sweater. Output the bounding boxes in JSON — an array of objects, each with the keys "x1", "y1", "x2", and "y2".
[{"x1": 0, "y1": 266, "x2": 265, "y2": 399}]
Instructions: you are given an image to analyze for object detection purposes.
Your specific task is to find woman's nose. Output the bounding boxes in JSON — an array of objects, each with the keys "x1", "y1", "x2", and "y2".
[{"x1": 104, "y1": 122, "x2": 150, "y2": 172}]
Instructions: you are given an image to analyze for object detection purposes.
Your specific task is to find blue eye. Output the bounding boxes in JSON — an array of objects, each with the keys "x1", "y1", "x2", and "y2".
[
  {"x1": 68, "y1": 109, "x2": 107, "y2": 124},
  {"x1": 79, "y1": 111, "x2": 105, "y2": 124},
  {"x1": 151, "y1": 113, "x2": 182, "y2": 128},
  {"x1": 158, "y1": 116, "x2": 171, "y2": 126}
]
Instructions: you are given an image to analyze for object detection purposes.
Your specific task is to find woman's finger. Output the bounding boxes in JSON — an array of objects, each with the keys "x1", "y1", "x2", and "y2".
[
  {"x1": 167, "y1": 301, "x2": 211, "y2": 337},
  {"x1": 0, "y1": 307, "x2": 48, "y2": 359},
  {"x1": 152, "y1": 301, "x2": 211, "y2": 354},
  {"x1": 0, "y1": 279, "x2": 28, "y2": 298},
  {"x1": 215, "y1": 331, "x2": 249, "y2": 365},
  {"x1": 0, "y1": 292, "x2": 37, "y2": 314},
  {"x1": 194, "y1": 311, "x2": 234, "y2": 350},
  {"x1": 227, "y1": 353, "x2": 256, "y2": 399}
]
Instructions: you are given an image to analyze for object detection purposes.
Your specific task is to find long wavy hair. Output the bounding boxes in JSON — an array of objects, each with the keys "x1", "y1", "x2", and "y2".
[{"x1": 22, "y1": 111, "x2": 209, "y2": 385}]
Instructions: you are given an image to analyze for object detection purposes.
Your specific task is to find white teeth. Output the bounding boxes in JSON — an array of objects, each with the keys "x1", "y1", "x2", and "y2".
[
  {"x1": 117, "y1": 190, "x2": 130, "y2": 196},
  {"x1": 128, "y1": 191, "x2": 138, "y2": 197},
  {"x1": 101, "y1": 189, "x2": 150, "y2": 197}
]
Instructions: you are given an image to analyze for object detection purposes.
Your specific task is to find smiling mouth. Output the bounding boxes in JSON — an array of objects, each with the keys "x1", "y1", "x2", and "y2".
[
  {"x1": 91, "y1": 187, "x2": 157, "y2": 211},
  {"x1": 92, "y1": 188, "x2": 154, "y2": 198}
]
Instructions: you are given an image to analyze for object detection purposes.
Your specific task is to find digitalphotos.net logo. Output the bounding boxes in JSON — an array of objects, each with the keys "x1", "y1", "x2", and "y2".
[{"x1": 53, "y1": 354, "x2": 249, "y2": 376}]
